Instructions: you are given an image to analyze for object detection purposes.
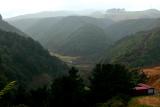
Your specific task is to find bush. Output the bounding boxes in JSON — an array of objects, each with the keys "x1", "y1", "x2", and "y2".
[{"x1": 97, "y1": 96, "x2": 126, "y2": 107}]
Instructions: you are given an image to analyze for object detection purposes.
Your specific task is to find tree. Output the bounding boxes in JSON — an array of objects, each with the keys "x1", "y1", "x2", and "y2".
[
  {"x1": 90, "y1": 64, "x2": 144, "y2": 103},
  {"x1": 0, "y1": 81, "x2": 16, "y2": 99},
  {"x1": 50, "y1": 67, "x2": 87, "y2": 107},
  {"x1": 29, "y1": 86, "x2": 50, "y2": 107}
]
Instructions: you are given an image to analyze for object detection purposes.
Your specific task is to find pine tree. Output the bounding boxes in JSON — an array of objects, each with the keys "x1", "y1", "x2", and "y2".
[{"x1": 50, "y1": 67, "x2": 87, "y2": 107}]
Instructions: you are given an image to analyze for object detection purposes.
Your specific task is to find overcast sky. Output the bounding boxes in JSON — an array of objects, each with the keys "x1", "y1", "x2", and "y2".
[{"x1": 0, "y1": 0, "x2": 160, "y2": 18}]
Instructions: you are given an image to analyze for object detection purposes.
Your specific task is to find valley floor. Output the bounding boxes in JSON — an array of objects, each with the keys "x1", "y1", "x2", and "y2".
[{"x1": 50, "y1": 51, "x2": 94, "y2": 81}]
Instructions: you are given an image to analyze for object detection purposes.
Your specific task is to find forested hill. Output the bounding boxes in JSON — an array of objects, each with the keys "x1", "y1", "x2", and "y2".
[
  {"x1": 0, "y1": 29, "x2": 68, "y2": 88},
  {"x1": 104, "y1": 27, "x2": 160, "y2": 67},
  {"x1": 57, "y1": 24, "x2": 111, "y2": 57},
  {"x1": 0, "y1": 14, "x2": 26, "y2": 36}
]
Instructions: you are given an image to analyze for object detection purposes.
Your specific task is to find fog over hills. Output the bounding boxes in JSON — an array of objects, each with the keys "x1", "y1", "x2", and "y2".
[
  {"x1": 2, "y1": 7, "x2": 160, "y2": 106},
  {"x1": 0, "y1": 15, "x2": 68, "y2": 88},
  {"x1": 104, "y1": 9, "x2": 160, "y2": 21},
  {"x1": 1, "y1": 0, "x2": 160, "y2": 105},
  {"x1": 0, "y1": 14, "x2": 26, "y2": 36},
  {"x1": 6, "y1": 9, "x2": 160, "y2": 21},
  {"x1": 6, "y1": 9, "x2": 160, "y2": 67}
]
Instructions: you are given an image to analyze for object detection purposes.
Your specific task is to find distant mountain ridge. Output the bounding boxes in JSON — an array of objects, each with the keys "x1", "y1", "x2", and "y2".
[
  {"x1": 104, "y1": 9, "x2": 160, "y2": 21},
  {"x1": 6, "y1": 9, "x2": 160, "y2": 21},
  {"x1": 5, "y1": 10, "x2": 160, "y2": 66},
  {"x1": 8, "y1": 16, "x2": 113, "y2": 56},
  {"x1": 104, "y1": 18, "x2": 160, "y2": 41}
]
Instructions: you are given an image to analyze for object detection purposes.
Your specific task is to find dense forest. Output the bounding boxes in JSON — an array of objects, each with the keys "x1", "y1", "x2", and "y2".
[
  {"x1": 0, "y1": 29, "x2": 68, "y2": 89},
  {"x1": 8, "y1": 11, "x2": 160, "y2": 64},
  {"x1": 1, "y1": 8, "x2": 160, "y2": 107},
  {"x1": 0, "y1": 64, "x2": 146, "y2": 107},
  {"x1": 104, "y1": 27, "x2": 160, "y2": 67}
]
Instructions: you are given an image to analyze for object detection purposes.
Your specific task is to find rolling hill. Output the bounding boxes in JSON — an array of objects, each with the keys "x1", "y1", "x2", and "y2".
[
  {"x1": 7, "y1": 11, "x2": 160, "y2": 68},
  {"x1": 103, "y1": 27, "x2": 160, "y2": 67},
  {"x1": 8, "y1": 16, "x2": 113, "y2": 51},
  {"x1": 57, "y1": 24, "x2": 111, "y2": 58},
  {"x1": 105, "y1": 18, "x2": 160, "y2": 41}
]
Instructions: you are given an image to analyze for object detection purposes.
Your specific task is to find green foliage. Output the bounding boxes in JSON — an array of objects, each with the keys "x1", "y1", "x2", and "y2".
[
  {"x1": 0, "y1": 64, "x2": 147, "y2": 107},
  {"x1": 8, "y1": 16, "x2": 160, "y2": 63},
  {"x1": 0, "y1": 81, "x2": 16, "y2": 99},
  {"x1": 104, "y1": 27, "x2": 160, "y2": 67},
  {"x1": 97, "y1": 96, "x2": 126, "y2": 107},
  {"x1": 13, "y1": 104, "x2": 29, "y2": 107},
  {"x1": 90, "y1": 64, "x2": 145, "y2": 103},
  {"x1": 0, "y1": 29, "x2": 67, "y2": 87},
  {"x1": 29, "y1": 86, "x2": 50, "y2": 107},
  {"x1": 130, "y1": 69, "x2": 148, "y2": 85},
  {"x1": 9, "y1": 16, "x2": 113, "y2": 61},
  {"x1": 51, "y1": 67, "x2": 87, "y2": 107},
  {"x1": 58, "y1": 24, "x2": 111, "y2": 59}
]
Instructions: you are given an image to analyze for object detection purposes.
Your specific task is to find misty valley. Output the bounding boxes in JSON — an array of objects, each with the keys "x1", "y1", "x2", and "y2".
[{"x1": 1, "y1": 8, "x2": 160, "y2": 107}]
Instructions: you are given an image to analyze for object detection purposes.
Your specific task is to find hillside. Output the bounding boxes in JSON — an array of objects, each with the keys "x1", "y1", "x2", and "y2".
[
  {"x1": 0, "y1": 15, "x2": 26, "y2": 36},
  {"x1": 8, "y1": 16, "x2": 160, "y2": 48},
  {"x1": 7, "y1": 18, "x2": 42, "y2": 32},
  {"x1": 143, "y1": 66, "x2": 160, "y2": 90},
  {"x1": 104, "y1": 27, "x2": 160, "y2": 67},
  {"x1": 57, "y1": 24, "x2": 111, "y2": 58},
  {"x1": 17, "y1": 16, "x2": 113, "y2": 50},
  {"x1": 7, "y1": 12, "x2": 160, "y2": 70},
  {"x1": 0, "y1": 29, "x2": 67, "y2": 88},
  {"x1": 105, "y1": 18, "x2": 160, "y2": 41}
]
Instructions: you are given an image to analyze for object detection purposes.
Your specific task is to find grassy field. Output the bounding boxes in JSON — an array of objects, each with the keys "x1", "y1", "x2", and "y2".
[
  {"x1": 51, "y1": 52, "x2": 80, "y2": 64},
  {"x1": 128, "y1": 96, "x2": 160, "y2": 107}
]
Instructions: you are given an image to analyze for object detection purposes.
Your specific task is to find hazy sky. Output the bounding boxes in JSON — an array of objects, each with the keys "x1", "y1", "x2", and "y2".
[{"x1": 0, "y1": 0, "x2": 160, "y2": 18}]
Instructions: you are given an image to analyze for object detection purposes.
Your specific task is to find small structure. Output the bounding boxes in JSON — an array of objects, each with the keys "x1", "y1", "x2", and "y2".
[{"x1": 133, "y1": 83, "x2": 154, "y2": 96}]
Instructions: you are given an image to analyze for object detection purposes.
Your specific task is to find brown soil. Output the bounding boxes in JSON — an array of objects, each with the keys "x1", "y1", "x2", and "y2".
[{"x1": 143, "y1": 66, "x2": 160, "y2": 90}]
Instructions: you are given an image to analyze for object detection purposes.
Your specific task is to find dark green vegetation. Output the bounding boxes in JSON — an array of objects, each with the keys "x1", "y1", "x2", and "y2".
[
  {"x1": 104, "y1": 27, "x2": 160, "y2": 67},
  {"x1": 57, "y1": 24, "x2": 111, "y2": 57},
  {"x1": 0, "y1": 28, "x2": 67, "y2": 88},
  {"x1": 9, "y1": 16, "x2": 113, "y2": 48},
  {"x1": 1, "y1": 9, "x2": 159, "y2": 106},
  {"x1": 0, "y1": 64, "x2": 146, "y2": 107},
  {"x1": 8, "y1": 16, "x2": 114, "y2": 64},
  {"x1": 7, "y1": 12, "x2": 160, "y2": 67}
]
